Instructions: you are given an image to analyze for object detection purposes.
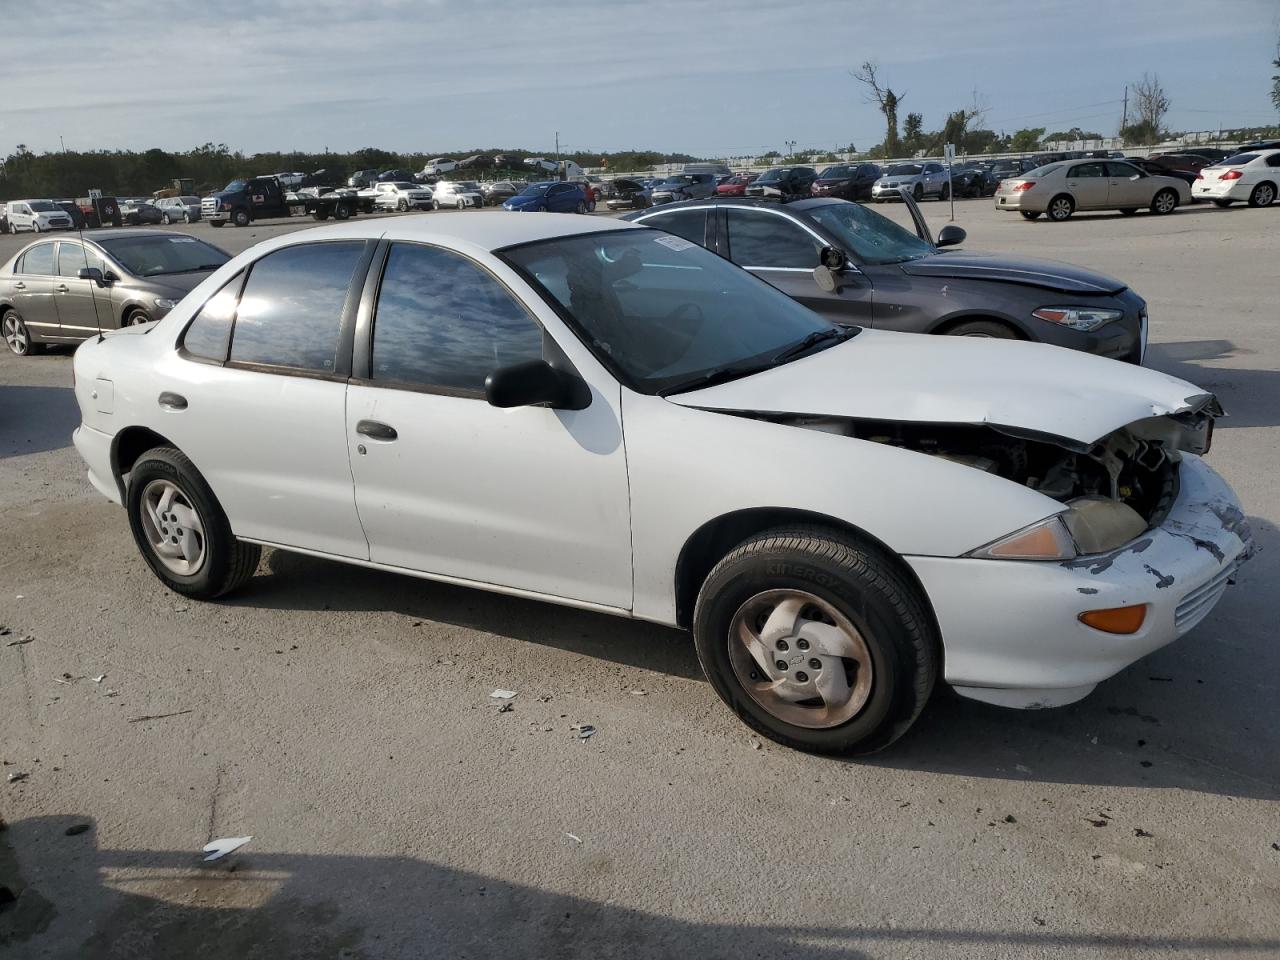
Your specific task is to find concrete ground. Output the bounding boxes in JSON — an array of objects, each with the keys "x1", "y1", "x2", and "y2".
[{"x1": 1, "y1": 199, "x2": 1278, "y2": 959}]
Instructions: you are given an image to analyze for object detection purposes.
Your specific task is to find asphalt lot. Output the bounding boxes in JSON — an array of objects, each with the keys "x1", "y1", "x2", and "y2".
[{"x1": 2, "y1": 199, "x2": 1278, "y2": 959}]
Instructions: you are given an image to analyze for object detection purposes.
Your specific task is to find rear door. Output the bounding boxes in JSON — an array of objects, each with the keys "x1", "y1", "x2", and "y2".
[
  {"x1": 11, "y1": 242, "x2": 60, "y2": 337},
  {"x1": 1065, "y1": 162, "x2": 1108, "y2": 208},
  {"x1": 53, "y1": 240, "x2": 108, "y2": 337}
]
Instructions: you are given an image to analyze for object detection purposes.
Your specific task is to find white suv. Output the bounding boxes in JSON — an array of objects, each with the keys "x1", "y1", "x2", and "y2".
[
  {"x1": 431, "y1": 181, "x2": 484, "y2": 209},
  {"x1": 6, "y1": 199, "x2": 76, "y2": 233},
  {"x1": 372, "y1": 182, "x2": 434, "y2": 211}
]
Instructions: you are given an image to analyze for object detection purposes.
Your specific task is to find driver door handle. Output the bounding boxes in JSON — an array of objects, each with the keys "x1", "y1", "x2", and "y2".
[
  {"x1": 356, "y1": 419, "x2": 397, "y2": 442},
  {"x1": 13, "y1": 282, "x2": 25, "y2": 290},
  {"x1": 55, "y1": 284, "x2": 69, "y2": 293}
]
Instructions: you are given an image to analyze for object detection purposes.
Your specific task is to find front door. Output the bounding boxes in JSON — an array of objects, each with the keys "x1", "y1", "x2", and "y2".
[
  {"x1": 721, "y1": 206, "x2": 876, "y2": 326},
  {"x1": 54, "y1": 240, "x2": 108, "y2": 338},
  {"x1": 345, "y1": 241, "x2": 633, "y2": 608},
  {"x1": 1106, "y1": 162, "x2": 1151, "y2": 207},
  {"x1": 11, "y1": 242, "x2": 60, "y2": 339},
  {"x1": 1064, "y1": 162, "x2": 1108, "y2": 209}
]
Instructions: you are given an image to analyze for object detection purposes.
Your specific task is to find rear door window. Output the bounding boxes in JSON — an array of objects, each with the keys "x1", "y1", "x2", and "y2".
[
  {"x1": 228, "y1": 241, "x2": 366, "y2": 372},
  {"x1": 18, "y1": 243, "x2": 55, "y2": 276}
]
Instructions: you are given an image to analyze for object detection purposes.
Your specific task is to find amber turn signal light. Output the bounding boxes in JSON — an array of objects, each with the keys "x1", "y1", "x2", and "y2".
[{"x1": 1078, "y1": 605, "x2": 1148, "y2": 635}]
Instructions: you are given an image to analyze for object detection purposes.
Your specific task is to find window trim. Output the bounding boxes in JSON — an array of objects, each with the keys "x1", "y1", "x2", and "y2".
[
  {"x1": 353, "y1": 238, "x2": 552, "y2": 400},
  {"x1": 177, "y1": 269, "x2": 248, "y2": 366},
  {"x1": 15, "y1": 242, "x2": 57, "y2": 277},
  {"x1": 723, "y1": 206, "x2": 828, "y2": 272}
]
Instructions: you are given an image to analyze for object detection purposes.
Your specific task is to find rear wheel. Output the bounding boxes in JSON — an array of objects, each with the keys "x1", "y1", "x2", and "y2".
[
  {"x1": 1020, "y1": 211, "x2": 1041, "y2": 220},
  {"x1": 575, "y1": 200, "x2": 587, "y2": 215},
  {"x1": 3, "y1": 309, "x2": 41, "y2": 356},
  {"x1": 1151, "y1": 188, "x2": 1178, "y2": 215},
  {"x1": 1119, "y1": 207, "x2": 1138, "y2": 216},
  {"x1": 126, "y1": 447, "x2": 261, "y2": 600},
  {"x1": 182, "y1": 211, "x2": 191, "y2": 223},
  {"x1": 913, "y1": 184, "x2": 924, "y2": 201},
  {"x1": 943, "y1": 319, "x2": 1018, "y2": 339},
  {"x1": 1248, "y1": 182, "x2": 1276, "y2": 207},
  {"x1": 334, "y1": 202, "x2": 351, "y2": 220},
  {"x1": 692, "y1": 526, "x2": 938, "y2": 754},
  {"x1": 432, "y1": 199, "x2": 441, "y2": 210},
  {"x1": 1047, "y1": 194, "x2": 1074, "y2": 221},
  {"x1": 163, "y1": 212, "x2": 173, "y2": 224},
  {"x1": 232, "y1": 208, "x2": 250, "y2": 228},
  {"x1": 312, "y1": 210, "x2": 330, "y2": 221}
]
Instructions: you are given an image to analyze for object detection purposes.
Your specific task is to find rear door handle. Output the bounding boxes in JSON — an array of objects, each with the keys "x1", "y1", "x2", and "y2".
[
  {"x1": 13, "y1": 282, "x2": 25, "y2": 290},
  {"x1": 356, "y1": 419, "x2": 397, "y2": 441},
  {"x1": 158, "y1": 391, "x2": 188, "y2": 410},
  {"x1": 55, "y1": 284, "x2": 69, "y2": 293}
]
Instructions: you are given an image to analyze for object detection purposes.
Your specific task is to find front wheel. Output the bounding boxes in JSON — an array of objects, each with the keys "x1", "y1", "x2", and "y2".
[
  {"x1": 126, "y1": 447, "x2": 261, "y2": 600},
  {"x1": 163, "y1": 213, "x2": 173, "y2": 224},
  {"x1": 334, "y1": 202, "x2": 351, "y2": 220},
  {"x1": 432, "y1": 200, "x2": 441, "y2": 210},
  {"x1": 209, "y1": 220, "x2": 224, "y2": 228},
  {"x1": 1248, "y1": 182, "x2": 1276, "y2": 207},
  {"x1": 182, "y1": 211, "x2": 191, "y2": 223},
  {"x1": 939, "y1": 182, "x2": 950, "y2": 201},
  {"x1": 1150, "y1": 189, "x2": 1178, "y2": 215},
  {"x1": 943, "y1": 319, "x2": 1017, "y2": 339},
  {"x1": 913, "y1": 184, "x2": 924, "y2": 201},
  {"x1": 575, "y1": 200, "x2": 587, "y2": 215},
  {"x1": 397, "y1": 199, "x2": 409, "y2": 212},
  {"x1": 692, "y1": 526, "x2": 938, "y2": 754}
]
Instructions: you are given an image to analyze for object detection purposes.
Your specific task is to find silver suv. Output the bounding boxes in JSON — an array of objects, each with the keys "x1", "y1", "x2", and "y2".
[
  {"x1": 871, "y1": 162, "x2": 951, "y2": 202},
  {"x1": 650, "y1": 173, "x2": 717, "y2": 205}
]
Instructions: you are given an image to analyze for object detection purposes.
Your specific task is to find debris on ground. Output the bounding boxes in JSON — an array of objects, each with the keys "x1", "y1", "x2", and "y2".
[
  {"x1": 1271, "y1": 842, "x2": 1279, "y2": 852},
  {"x1": 5, "y1": 635, "x2": 34, "y2": 647},
  {"x1": 630, "y1": 689, "x2": 647, "y2": 697},
  {"x1": 7, "y1": 772, "x2": 28, "y2": 783},
  {"x1": 91, "y1": 675, "x2": 107, "y2": 684},
  {"x1": 536, "y1": 695, "x2": 553, "y2": 703},
  {"x1": 126, "y1": 709, "x2": 193, "y2": 723},
  {"x1": 1015, "y1": 764, "x2": 1032, "y2": 774},
  {"x1": 173, "y1": 604, "x2": 189, "y2": 613},
  {"x1": 1134, "y1": 828, "x2": 1154, "y2": 838},
  {"x1": 490, "y1": 689, "x2": 517, "y2": 700},
  {"x1": 497, "y1": 702, "x2": 513, "y2": 713},
  {"x1": 1032, "y1": 916, "x2": 1047, "y2": 927},
  {"x1": 1004, "y1": 815, "x2": 1018, "y2": 823},
  {"x1": 565, "y1": 833, "x2": 583, "y2": 844},
  {"x1": 749, "y1": 739, "x2": 762, "y2": 751},
  {"x1": 65, "y1": 823, "x2": 90, "y2": 836},
  {"x1": 1087, "y1": 818, "x2": 1108, "y2": 828},
  {"x1": 0, "y1": 626, "x2": 9, "y2": 636},
  {"x1": 1140, "y1": 760, "x2": 1153, "y2": 768},
  {"x1": 571, "y1": 724, "x2": 596, "y2": 740},
  {"x1": 203, "y1": 836, "x2": 252, "y2": 861}
]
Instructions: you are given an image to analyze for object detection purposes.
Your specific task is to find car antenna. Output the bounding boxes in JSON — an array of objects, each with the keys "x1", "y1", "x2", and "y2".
[{"x1": 77, "y1": 203, "x2": 103, "y2": 337}]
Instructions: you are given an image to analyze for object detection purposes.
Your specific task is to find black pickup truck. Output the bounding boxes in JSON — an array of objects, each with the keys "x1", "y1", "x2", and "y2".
[{"x1": 201, "y1": 176, "x2": 375, "y2": 227}]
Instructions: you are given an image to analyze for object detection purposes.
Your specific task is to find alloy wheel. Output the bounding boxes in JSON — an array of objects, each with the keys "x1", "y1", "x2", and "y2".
[
  {"x1": 3, "y1": 313, "x2": 30, "y2": 355},
  {"x1": 1255, "y1": 184, "x2": 1275, "y2": 207},
  {"x1": 1154, "y1": 191, "x2": 1177, "y2": 214},
  {"x1": 139, "y1": 479, "x2": 207, "y2": 576},
  {"x1": 1049, "y1": 198, "x2": 1073, "y2": 221},
  {"x1": 727, "y1": 589, "x2": 874, "y2": 729}
]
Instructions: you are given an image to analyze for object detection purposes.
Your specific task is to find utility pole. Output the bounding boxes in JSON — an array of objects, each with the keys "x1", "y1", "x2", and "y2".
[
  {"x1": 1120, "y1": 85, "x2": 1128, "y2": 134},
  {"x1": 59, "y1": 135, "x2": 67, "y2": 153},
  {"x1": 555, "y1": 131, "x2": 562, "y2": 180}
]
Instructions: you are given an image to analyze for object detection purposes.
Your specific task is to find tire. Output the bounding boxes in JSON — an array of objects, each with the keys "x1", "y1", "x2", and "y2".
[
  {"x1": 1046, "y1": 194, "x2": 1074, "y2": 221},
  {"x1": 232, "y1": 208, "x2": 250, "y2": 228},
  {"x1": 588, "y1": 201, "x2": 597, "y2": 212},
  {"x1": 939, "y1": 182, "x2": 950, "y2": 201},
  {"x1": 913, "y1": 184, "x2": 924, "y2": 201},
  {"x1": 1212, "y1": 199, "x2": 1233, "y2": 208},
  {"x1": 3, "y1": 309, "x2": 41, "y2": 356},
  {"x1": 334, "y1": 202, "x2": 351, "y2": 221},
  {"x1": 692, "y1": 526, "x2": 938, "y2": 754},
  {"x1": 1020, "y1": 211, "x2": 1041, "y2": 220},
  {"x1": 1119, "y1": 208, "x2": 1138, "y2": 216},
  {"x1": 313, "y1": 210, "x2": 330, "y2": 221},
  {"x1": 575, "y1": 200, "x2": 587, "y2": 215},
  {"x1": 32, "y1": 220, "x2": 41, "y2": 233},
  {"x1": 183, "y1": 211, "x2": 191, "y2": 223},
  {"x1": 126, "y1": 446, "x2": 260, "y2": 600},
  {"x1": 943, "y1": 319, "x2": 1018, "y2": 339},
  {"x1": 1248, "y1": 182, "x2": 1276, "y2": 207},
  {"x1": 163, "y1": 213, "x2": 173, "y2": 225},
  {"x1": 397, "y1": 199, "x2": 409, "y2": 212},
  {"x1": 433, "y1": 200, "x2": 441, "y2": 210},
  {"x1": 125, "y1": 309, "x2": 151, "y2": 327},
  {"x1": 1150, "y1": 189, "x2": 1178, "y2": 215},
  {"x1": 210, "y1": 220, "x2": 224, "y2": 227}
]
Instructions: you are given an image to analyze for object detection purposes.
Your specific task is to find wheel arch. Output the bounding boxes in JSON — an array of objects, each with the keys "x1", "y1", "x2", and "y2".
[
  {"x1": 111, "y1": 426, "x2": 179, "y2": 500},
  {"x1": 926, "y1": 310, "x2": 1029, "y2": 339},
  {"x1": 672, "y1": 507, "x2": 940, "y2": 639}
]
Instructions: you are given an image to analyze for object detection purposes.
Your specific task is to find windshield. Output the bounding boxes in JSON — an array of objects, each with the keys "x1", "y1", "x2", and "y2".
[
  {"x1": 886, "y1": 164, "x2": 922, "y2": 176},
  {"x1": 29, "y1": 201, "x2": 58, "y2": 212},
  {"x1": 223, "y1": 180, "x2": 248, "y2": 192},
  {"x1": 1220, "y1": 154, "x2": 1258, "y2": 166},
  {"x1": 658, "y1": 176, "x2": 693, "y2": 187},
  {"x1": 756, "y1": 169, "x2": 791, "y2": 183},
  {"x1": 519, "y1": 183, "x2": 552, "y2": 196},
  {"x1": 458, "y1": 181, "x2": 480, "y2": 191},
  {"x1": 502, "y1": 229, "x2": 848, "y2": 396},
  {"x1": 392, "y1": 182, "x2": 416, "y2": 189},
  {"x1": 807, "y1": 201, "x2": 934, "y2": 266},
  {"x1": 818, "y1": 166, "x2": 852, "y2": 179},
  {"x1": 97, "y1": 236, "x2": 230, "y2": 277}
]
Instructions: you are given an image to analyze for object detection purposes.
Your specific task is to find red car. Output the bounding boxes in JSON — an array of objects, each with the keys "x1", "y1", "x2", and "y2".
[{"x1": 716, "y1": 174, "x2": 757, "y2": 197}]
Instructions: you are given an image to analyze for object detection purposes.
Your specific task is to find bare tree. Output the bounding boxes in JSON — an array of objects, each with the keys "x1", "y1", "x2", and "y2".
[
  {"x1": 853, "y1": 61, "x2": 904, "y2": 158},
  {"x1": 1133, "y1": 73, "x2": 1170, "y2": 134}
]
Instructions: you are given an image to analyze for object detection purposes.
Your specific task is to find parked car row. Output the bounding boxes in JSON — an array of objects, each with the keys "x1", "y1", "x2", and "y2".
[{"x1": 48, "y1": 212, "x2": 1249, "y2": 756}]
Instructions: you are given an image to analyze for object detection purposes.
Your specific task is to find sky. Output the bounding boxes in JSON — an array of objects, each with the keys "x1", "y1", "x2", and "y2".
[{"x1": 1, "y1": 0, "x2": 1277, "y2": 159}]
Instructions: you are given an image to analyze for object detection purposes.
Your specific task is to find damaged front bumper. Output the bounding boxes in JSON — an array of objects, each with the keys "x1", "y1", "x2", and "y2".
[{"x1": 906, "y1": 454, "x2": 1252, "y2": 709}]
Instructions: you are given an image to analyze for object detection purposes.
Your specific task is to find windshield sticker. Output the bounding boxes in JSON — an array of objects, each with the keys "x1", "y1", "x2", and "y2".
[
  {"x1": 653, "y1": 235, "x2": 695, "y2": 252},
  {"x1": 169, "y1": 236, "x2": 198, "y2": 243}
]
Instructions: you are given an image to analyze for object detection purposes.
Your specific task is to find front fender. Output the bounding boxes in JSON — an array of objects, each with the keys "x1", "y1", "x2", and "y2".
[{"x1": 624, "y1": 392, "x2": 1061, "y2": 625}]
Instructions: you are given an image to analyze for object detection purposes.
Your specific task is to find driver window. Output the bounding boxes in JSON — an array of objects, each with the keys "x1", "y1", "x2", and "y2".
[
  {"x1": 1106, "y1": 162, "x2": 1142, "y2": 178},
  {"x1": 1069, "y1": 163, "x2": 1105, "y2": 178}
]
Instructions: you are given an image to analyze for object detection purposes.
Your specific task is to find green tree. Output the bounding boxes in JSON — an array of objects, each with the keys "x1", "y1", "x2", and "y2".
[{"x1": 1009, "y1": 128, "x2": 1045, "y2": 152}]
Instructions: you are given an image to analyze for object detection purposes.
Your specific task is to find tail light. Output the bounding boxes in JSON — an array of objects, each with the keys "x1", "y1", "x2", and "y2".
[
  {"x1": 1013, "y1": 181, "x2": 1036, "y2": 192},
  {"x1": 1220, "y1": 170, "x2": 1242, "y2": 181},
  {"x1": 1195, "y1": 172, "x2": 1204, "y2": 180}
]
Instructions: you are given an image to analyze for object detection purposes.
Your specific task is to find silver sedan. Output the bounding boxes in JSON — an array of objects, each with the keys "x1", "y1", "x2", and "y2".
[{"x1": 995, "y1": 159, "x2": 1191, "y2": 221}]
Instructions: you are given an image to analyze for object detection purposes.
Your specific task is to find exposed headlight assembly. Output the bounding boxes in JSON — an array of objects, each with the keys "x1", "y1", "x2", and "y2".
[
  {"x1": 1031, "y1": 306, "x2": 1124, "y2": 331},
  {"x1": 154, "y1": 298, "x2": 178, "y2": 310},
  {"x1": 968, "y1": 497, "x2": 1148, "y2": 560}
]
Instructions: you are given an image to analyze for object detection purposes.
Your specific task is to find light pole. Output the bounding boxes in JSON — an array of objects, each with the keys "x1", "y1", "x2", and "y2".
[{"x1": 784, "y1": 139, "x2": 796, "y2": 161}]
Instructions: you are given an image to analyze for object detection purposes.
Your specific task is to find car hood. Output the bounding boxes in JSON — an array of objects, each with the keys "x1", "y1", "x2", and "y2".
[
  {"x1": 504, "y1": 194, "x2": 544, "y2": 206},
  {"x1": 128, "y1": 271, "x2": 218, "y2": 297},
  {"x1": 665, "y1": 329, "x2": 1215, "y2": 447},
  {"x1": 876, "y1": 175, "x2": 921, "y2": 183},
  {"x1": 898, "y1": 250, "x2": 1128, "y2": 295}
]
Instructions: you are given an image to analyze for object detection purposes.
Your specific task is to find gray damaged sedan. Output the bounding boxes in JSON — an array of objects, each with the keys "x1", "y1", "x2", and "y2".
[{"x1": 1, "y1": 230, "x2": 230, "y2": 355}]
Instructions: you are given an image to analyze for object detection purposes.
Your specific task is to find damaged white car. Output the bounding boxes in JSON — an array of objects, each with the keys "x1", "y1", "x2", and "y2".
[{"x1": 69, "y1": 215, "x2": 1252, "y2": 753}]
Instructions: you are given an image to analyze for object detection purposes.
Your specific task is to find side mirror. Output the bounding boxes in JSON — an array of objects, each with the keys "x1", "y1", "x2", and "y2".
[
  {"x1": 78, "y1": 267, "x2": 104, "y2": 284},
  {"x1": 819, "y1": 245, "x2": 848, "y2": 272},
  {"x1": 936, "y1": 224, "x2": 966, "y2": 248},
  {"x1": 485, "y1": 359, "x2": 589, "y2": 410}
]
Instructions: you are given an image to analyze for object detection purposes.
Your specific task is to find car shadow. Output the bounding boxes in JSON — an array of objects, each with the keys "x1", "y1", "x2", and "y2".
[
  {"x1": 4, "y1": 816, "x2": 1278, "y2": 959},
  {"x1": 1144, "y1": 339, "x2": 1280, "y2": 429},
  {"x1": 0, "y1": 383, "x2": 79, "y2": 459}
]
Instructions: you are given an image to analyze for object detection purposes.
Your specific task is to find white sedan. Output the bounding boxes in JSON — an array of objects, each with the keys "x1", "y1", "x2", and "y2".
[
  {"x1": 371, "y1": 181, "x2": 434, "y2": 212},
  {"x1": 1192, "y1": 148, "x2": 1280, "y2": 207},
  {"x1": 69, "y1": 215, "x2": 1252, "y2": 753}
]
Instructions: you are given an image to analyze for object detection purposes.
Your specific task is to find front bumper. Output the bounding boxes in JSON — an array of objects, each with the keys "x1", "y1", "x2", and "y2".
[
  {"x1": 203, "y1": 209, "x2": 230, "y2": 223},
  {"x1": 906, "y1": 455, "x2": 1251, "y2": 708}
]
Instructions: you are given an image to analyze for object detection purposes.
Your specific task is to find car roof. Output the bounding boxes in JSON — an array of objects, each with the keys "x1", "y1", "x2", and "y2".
[{"x1": 623, "y1": 196, "x2": 841, "y2": 217}]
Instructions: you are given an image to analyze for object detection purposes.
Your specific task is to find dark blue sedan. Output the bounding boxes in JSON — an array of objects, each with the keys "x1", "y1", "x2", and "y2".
[{"x1": 502, "y1": 181, "x2": 588, "y2": 213}]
